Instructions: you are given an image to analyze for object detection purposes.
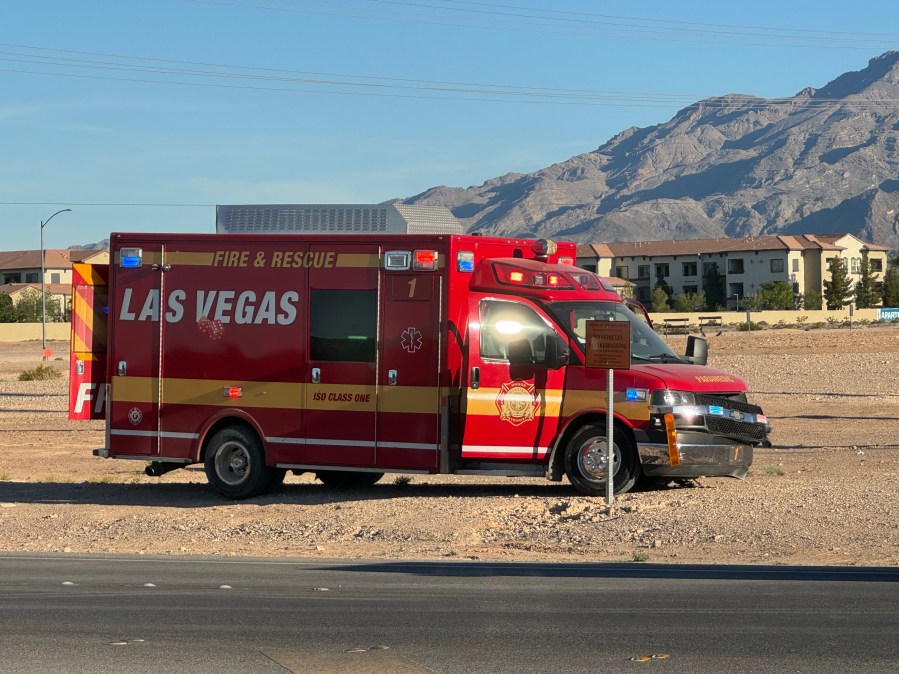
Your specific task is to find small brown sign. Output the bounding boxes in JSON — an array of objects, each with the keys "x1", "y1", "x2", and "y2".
[{"x1": 585, "y1": 320, "x2": 631, "y2": 370}]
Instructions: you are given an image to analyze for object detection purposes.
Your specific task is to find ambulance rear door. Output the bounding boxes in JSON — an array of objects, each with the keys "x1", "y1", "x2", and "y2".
[{"x1": 106, "y1": 242, "x2": 164, "y2": 456}]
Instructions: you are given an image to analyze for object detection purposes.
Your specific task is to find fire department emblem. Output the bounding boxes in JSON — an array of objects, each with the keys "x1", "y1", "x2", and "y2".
[
  {"x1": 128, "y1": 407, "x2": 143, "y2": 426},
  {"x1": 496, "y1": 380, "x2": 539, "y2": 426},
  {"x1": 401, "y1": 327, "x2": 423, "y2": 354}
]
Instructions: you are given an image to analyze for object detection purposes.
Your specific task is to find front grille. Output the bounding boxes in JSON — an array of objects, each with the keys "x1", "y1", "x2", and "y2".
[
  {"x1": 694, "y1": 393, "x2": 762, "y2": 416},
  {"x1": 705, "y1": 416, "x2": 767, "y2": 442}
]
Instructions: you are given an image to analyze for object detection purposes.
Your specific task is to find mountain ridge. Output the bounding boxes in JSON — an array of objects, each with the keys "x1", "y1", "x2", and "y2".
[{"x1": 400, "y1": 51, "x2": 899, "y2": 250}]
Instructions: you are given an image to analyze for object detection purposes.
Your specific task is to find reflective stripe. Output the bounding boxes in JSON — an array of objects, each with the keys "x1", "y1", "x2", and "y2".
[
  {"x1": 110, "y1": 429, "x2": 199, "y2": 439},
  {"x1": 462, "y1": 445, "x2": 549, "y2": 456}
]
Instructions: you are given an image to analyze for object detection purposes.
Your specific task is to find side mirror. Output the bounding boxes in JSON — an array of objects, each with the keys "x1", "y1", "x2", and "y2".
[
  {"x1": 543, "y1": 334, "x2": 570, "y2": 370},
  {"x1": 507, "y1": 338, "x2": 535, "y2": 365},
  {"x1": 685, "y1": 335, "x2": 708, "y2": 365}
]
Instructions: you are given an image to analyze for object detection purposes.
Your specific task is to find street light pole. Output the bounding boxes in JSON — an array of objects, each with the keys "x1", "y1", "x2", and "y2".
[{"x1": 40, "y1": 208, "x2": 72, "y2": 360}]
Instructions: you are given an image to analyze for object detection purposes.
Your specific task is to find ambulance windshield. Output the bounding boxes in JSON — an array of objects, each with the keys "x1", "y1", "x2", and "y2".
[{"x1": 547, "y1": 301, "x2": 682, "y2": 362}]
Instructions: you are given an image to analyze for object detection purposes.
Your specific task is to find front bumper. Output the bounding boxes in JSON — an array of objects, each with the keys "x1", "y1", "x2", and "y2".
[{"x1": 636, "y1": 431, "x2": 753, "y2": 479}]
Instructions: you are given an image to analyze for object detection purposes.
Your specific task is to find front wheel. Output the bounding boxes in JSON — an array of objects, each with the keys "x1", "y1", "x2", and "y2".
[
  {"x1": 564, "y1": 423, "x2": 639, "y2": 497},
  {"x1": 204, "y1": 426, "x2": 274, "y2": 499}
]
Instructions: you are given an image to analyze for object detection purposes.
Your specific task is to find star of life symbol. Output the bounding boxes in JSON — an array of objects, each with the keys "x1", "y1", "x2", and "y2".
[
  {"x1": 128, "y1": 407, "x2": 143, "y2": 426},
  {"x1": 401, "y1": 327, "x2": 423, "y2": 353},
  {"x1": 496, "y1": 380, "x2": 539, "y2": 426}
]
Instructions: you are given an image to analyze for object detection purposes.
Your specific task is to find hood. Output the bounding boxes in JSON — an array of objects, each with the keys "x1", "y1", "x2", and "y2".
[{"x1": 632, "y1": 363, "x2": 747, "y2": 393}]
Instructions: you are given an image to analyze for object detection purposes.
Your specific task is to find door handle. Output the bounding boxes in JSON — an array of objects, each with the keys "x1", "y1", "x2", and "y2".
[
  {"x1": 118, "y1": 361, "x2": 127, "y2": 377},
  {"x1": 311, "y1": 367, "x2": 321, "y2": 384},
  {"x1": 388, "y1": 369, "x2": 397, "y2": 386},
  {"x1": 471, "y1": 366, "x2": 480, "y2": 390}
]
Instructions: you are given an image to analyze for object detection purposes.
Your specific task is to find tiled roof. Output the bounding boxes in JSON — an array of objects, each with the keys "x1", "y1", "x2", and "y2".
[
  {"x1": 576, "y1": 243, "x2": 615, "y2": 258},
  {"x1": 0, "y1": 282, "x2": 71, "y2": 296},
  {"x1": 0, "y1": 249, "x2": 104, "y2": 271}
]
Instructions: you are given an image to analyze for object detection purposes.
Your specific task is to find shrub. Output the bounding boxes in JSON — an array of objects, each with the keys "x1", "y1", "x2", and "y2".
[
  {"x1": 393, "y1": 475, "x2": 413, "y2": 486},
  {"x1": 764, "y1": 465, "x2": 785, "y2": 476},
  {"x1": 632, "y1": 551, "x2": 650, "y2": 563},
  {"x1": 19, "y1": 364, "x2": 62, "y2": 381},
  {"x1": 736, "y1": 321, "x2": 763, "y2": 331}
]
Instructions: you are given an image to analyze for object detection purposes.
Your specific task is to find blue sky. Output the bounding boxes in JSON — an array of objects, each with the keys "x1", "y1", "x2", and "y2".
[{"x1": 2, "y1": 0, "x2": 898, "y2": 249}]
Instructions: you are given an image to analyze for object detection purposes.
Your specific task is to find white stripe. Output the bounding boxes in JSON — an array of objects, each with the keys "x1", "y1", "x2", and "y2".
[
  {"x1": 110, "y1": 429, "x2": 199, "y2": 440},
  {"x1": 267, "y1": 437, "x2": 436, "y2": 452},
  {"x1": 376, "y1": 441, "x2": 438, "y2": 451},
  {"x1": 462, "y1": 445, "x2": 548, "y2": 455}
]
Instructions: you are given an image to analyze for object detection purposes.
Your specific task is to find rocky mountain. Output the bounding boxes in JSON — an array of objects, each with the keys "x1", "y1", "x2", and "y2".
[
  {"x1": 68, "y1": 239, "x2": 109, "y2": 251},
  {"x1": 400, "y1": 51, "x2": 899, "y2": 250}
]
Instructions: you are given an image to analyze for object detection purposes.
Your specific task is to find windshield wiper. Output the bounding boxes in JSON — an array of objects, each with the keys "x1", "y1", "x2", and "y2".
[{"x1": 632, "y1": 353, "x2": 685, "y2": 363}]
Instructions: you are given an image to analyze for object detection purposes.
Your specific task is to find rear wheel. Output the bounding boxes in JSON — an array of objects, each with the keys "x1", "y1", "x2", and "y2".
[
  {"x1": 204, "y1": 426, "x2": 274, "y2": 499},
  {"x1": 564, "y1": 423, "x2": 638, "y2": 497},
  {"x1": 315, "y1": 471, "x2": 384, "y2": 488}
]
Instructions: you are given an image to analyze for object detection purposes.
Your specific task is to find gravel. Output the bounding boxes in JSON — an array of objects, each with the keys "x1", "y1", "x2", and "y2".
[{"x1": 1, "y1": 330, "x2": 898, "y2": 566}]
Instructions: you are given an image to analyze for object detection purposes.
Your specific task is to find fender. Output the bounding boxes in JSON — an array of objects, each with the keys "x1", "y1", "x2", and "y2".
[
  {"x1": 193, "y1": 408, "x2": 268, "y2": 463},
  {"x1": 545, "y1": 407, "x2": 637, "y2": 481}
]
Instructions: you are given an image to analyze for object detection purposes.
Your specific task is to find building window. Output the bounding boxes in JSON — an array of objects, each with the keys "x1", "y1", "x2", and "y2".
[
  {"x1": 637, "y1": 286, "x2": 650, "y2": 301},
  {"x1": 851, "y1": 257, "x2": 861, "y2": 274},
  {"x1": 826, "y1": 258, "x2": 836, "y2": 271},
  {"x1": 580, "y1": 263, "x2": 597, "y2": 273},
  {"x1": 728, "y1": 259, "x2": 744, "y2": 274},
  {"x1": 792, "y1": 258, "x2": 800, "y2": 273},
  {"x1": 770, "y1": 258, "x2": 784, "y2": 273},
  {"x1": 871, "y1": 259, "x2": 883, "y2": 272},
  {"x1": 683, "y1": 285, "x2": 698, "y2": 295},
  {"x1": 51, "y1": 273, "x2": 61, "y2": 284},
  {"x1": 4, "y1": 274, "x2": 22, "y2": 284},
  {"x1": 682, "y1": 262, "x2": 697, "y2": 277},
  {"x1": 615, "y1": 266, "x2": 629, "y2": 279},
  {"x1": 310, "y1": 289, "x2": 377, "y2": 362},
  {"x1": 637, "y1": 265, "x2": 650, "y2": 279},
  {"x1": 728, "y1": 283, "x2": 744, "y2": 300},
  {"x1": 655, "y1": 263, "x2": 669, "y2": 277},
  {"x1": 702, "y1": 262, "x2": 718, "y2": 276},
  {"x1": 24, "y1": 273, "x2": 38, "y2": 283}
]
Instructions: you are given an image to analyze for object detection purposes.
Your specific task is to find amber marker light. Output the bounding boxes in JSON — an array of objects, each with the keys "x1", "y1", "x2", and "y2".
[{"x1": 664, "y1": 413, "x2": 680, "y2": 466}]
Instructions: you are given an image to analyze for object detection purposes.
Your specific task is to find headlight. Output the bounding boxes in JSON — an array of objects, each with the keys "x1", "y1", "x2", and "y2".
[{"x1": 650, "y1": 390, "x2": 696, "y2": 407}]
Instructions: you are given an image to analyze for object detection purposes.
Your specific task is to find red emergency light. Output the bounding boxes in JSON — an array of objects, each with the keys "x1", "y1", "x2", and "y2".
[
  {"x1": 492, "y1": 262, "x2": 574, "y2": 289},
  {"x1": 413, "y1": 250, "x2": 439, "y2": 271}
]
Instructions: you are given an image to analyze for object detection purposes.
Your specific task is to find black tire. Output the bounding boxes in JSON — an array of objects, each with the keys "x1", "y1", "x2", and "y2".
[
  {"x1": 563, "y1": 423, "x2": 639, "y2": 497},
  {"x1": 315, "y1": 470, "x2": 384, "y2": 488},
  {"x1": 204, "y1": 426, "x2": 274, "y2": 499}
]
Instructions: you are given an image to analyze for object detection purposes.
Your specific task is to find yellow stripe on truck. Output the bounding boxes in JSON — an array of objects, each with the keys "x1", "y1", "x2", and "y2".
[{"x1": 111, "y1": 377, "x2": 441, "y2": 413}]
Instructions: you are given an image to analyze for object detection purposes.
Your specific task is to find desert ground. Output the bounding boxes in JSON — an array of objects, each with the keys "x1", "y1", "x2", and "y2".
[{"x1": 1, "y1": 328, "x2": 898, "y2": 566}]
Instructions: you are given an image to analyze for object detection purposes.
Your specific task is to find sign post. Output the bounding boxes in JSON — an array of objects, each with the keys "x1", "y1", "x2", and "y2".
[{"x1": 584, "y1": 320, "x2": 631, "y2": 505}]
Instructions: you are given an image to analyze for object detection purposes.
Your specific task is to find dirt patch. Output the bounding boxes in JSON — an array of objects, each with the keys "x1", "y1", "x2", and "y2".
[{"x1": 1, "y1": 330, "x2": 898, "y2": 565}]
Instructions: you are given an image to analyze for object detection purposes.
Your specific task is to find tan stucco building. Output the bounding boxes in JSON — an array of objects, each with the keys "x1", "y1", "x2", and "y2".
[{"x1": 577, "y1": 234, "x2": 889, "y2": 307}]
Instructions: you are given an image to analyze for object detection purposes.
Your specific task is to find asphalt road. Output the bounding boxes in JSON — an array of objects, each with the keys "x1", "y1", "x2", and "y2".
[{"x1": 0, "y1": 555, "x2": 897, "y2": 673}]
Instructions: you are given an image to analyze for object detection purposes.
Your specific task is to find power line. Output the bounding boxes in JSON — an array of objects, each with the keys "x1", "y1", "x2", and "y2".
[
  {"x1": 4, "y1": 43, "x2": 899, "y2": 110},
  {"x1": 184, "y1": 0, "x2": 899, "y2": 48}
]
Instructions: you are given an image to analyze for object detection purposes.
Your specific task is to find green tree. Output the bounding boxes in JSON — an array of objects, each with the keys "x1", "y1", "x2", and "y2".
[
  {"x1": 803, "y1": 290, "x2": 823, "y2": 310},
  {"x1": 881, "y1": 262, "x2": 899, "y2": 308},
  {"x1": 650, "y1": 285, "x2": 671, "y2": 312},
  {"x1": 702, "y1": 264, "x2": 726, "y2": 310},
  {"x1": 753, "y1": 281, "x2": 795, "y2": 310},
  {"x1": 823, "y1": 257, "x2": 853, "y2": 310},
  {"x1": 13, "y1": 288, "x2": 63, "y2": 323},
  {"x1": 654, "y1": 266, "x2": 673, "y2": 300},
  {"x1": 854, "y1": 251, "x2": 880, "y2": 309},
  {"x1": 0, "y1": 293, "x2": 15, "y2": 322},
  {"x1": 673, "y1": 291, "x2": 706, "y2": 312}
]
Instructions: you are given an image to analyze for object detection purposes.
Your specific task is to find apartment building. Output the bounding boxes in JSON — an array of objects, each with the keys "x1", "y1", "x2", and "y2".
[
  {"x1": 577, "y1": 234, "x2": 889, "y2": 306},
  {"x1": 0, "y1": 249, "x2": 109, "y2": 314}
]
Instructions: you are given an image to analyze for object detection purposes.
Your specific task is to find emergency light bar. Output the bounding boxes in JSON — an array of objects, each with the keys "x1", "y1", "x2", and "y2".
[{"x1": 492, "y1": 262, "x2": 574, "y2": 289}]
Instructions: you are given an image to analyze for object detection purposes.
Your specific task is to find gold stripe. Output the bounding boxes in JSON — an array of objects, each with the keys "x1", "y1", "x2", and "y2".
[
  {"x1": 72, "y1": 352, "x2": 100, "y2": 362},
  {"x1": 465, "y1": 387, "x2": 650, "y2": 420},
  {"x1": 111, "y1": 377, "x2": 443, "y2": 413},
  {"x1": 336, "y1": 253, "x2": 380, "y2": 268},
  {"x1": 167, "y1": 252, "x2": 216, "y2": 265}
]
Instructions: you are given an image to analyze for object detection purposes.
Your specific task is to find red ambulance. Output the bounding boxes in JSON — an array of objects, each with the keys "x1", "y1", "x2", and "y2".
[{"x1": 70, "y1": 231, "x2": 769, "y2": 499}]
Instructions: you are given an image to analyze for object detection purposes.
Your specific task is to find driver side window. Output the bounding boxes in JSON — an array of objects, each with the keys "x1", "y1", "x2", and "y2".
[{"x1": 479, "y1": 300, "x2": 556, "y2": 362}]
